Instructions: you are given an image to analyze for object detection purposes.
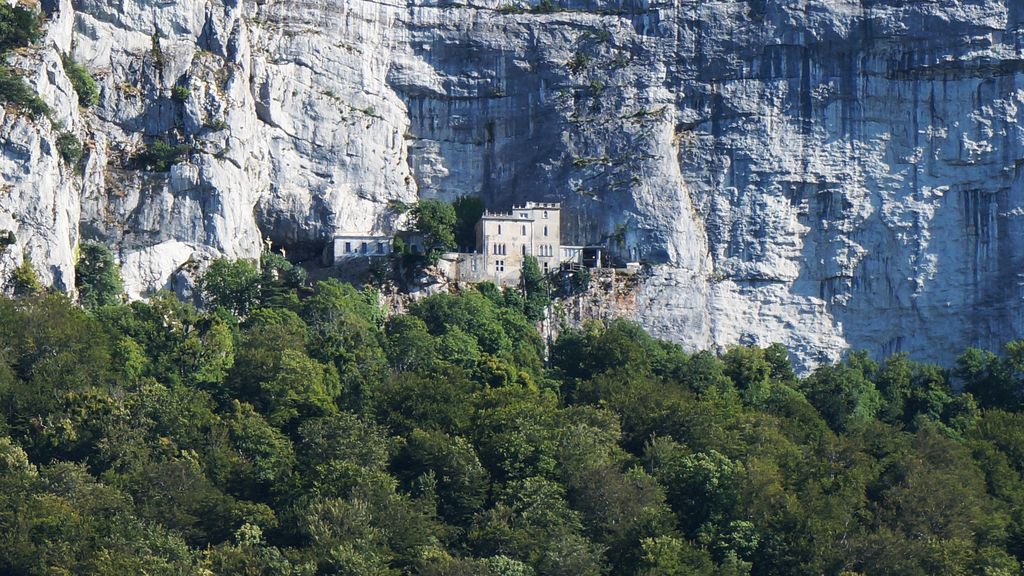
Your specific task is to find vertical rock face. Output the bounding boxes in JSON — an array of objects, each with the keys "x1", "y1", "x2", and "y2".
[{"x1": 2, "y1": 0, "x2": 1023, "y2": 369}]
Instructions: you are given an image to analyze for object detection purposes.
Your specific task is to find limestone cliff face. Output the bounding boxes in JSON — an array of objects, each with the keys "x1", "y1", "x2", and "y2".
[{"x1": 2, "y1": 0, "x2": 1023, "y2": 369}]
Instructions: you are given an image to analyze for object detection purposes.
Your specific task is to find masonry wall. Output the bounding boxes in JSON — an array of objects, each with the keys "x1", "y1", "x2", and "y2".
[
  {"x1": 529, "y1": 206, "x2": 560, "y2": 274},
  {"x1": 478, "y1": 217, "x2": 530, "y2": 285}
]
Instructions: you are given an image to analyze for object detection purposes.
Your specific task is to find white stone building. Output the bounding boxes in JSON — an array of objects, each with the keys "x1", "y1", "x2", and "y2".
[
  {"x1": 333, "y1": 234, "x2": 391, "y2": 262},
  {"x1": 461, "y1": 202, "x2": 562, "y2": 285}
]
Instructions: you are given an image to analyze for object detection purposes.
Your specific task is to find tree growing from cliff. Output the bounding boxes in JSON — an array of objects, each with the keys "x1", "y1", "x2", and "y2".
[
  {"x1": 410, "y1": 199, "x2": 457, "y2": 265},
  {"x1": 453, "y1": 196, "x2": 485, "y2": 251},
  {"x1": 9, "y1": 257, "x2": 42, "y2": 296},
  {"x1": 520, "y1": 255, "x2": 549, "y2": 322},
  {"x1": 75, "y1": 241, "x2": 124, "y2": 309}
]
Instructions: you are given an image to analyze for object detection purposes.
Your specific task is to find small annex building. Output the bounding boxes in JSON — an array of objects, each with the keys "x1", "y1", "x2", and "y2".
[{"x1": 333, "y1": 234, "x2": 392, "y2": 262}]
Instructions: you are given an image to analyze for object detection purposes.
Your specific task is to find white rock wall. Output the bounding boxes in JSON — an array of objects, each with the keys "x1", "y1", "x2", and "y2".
[{"x1": 2, "y1": 0, "x2": 1023, "y2": 370}]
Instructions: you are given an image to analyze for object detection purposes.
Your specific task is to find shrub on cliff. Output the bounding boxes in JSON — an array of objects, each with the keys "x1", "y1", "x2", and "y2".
[
  {"x1": 56, "y1": 132, "x2": 83, "y2": 165},
  {"x1": 0, "y1": 3, "x2": 43, "y2": 52},
  {"x1": 62, "y1": 55, "x2": 100, "y2": 107},
  {"x1": 0, "y1": 5, "x2": 47, "y2": 117},
  {"x1": 0, "y1": 66, "x2": 48, "y2": 117},
  {"x1": 138, "y1": 139, "x2": 191, "y2": 171}
]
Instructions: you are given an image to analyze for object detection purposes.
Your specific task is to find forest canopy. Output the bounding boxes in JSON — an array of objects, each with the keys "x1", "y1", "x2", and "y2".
[{"x1": 1, "y1": 254, "x2": 1024, "y2": 575}]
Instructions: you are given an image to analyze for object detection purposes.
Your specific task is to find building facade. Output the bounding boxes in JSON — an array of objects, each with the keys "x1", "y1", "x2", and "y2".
[
  {"x1": 333, "y1": 234, "x2": 391, "y2": 263},
  {"x1": 332, "y1": 203, "x2": 578, "y2": 287},
  {"x1": 473, "y1": 202, "x2": 561, "y2": 285}
]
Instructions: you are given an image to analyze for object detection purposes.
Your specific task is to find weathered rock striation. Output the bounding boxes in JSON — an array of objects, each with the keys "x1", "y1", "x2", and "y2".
[{"x1": 2, "y1": 0, "x2": 1023, "y2": 370}]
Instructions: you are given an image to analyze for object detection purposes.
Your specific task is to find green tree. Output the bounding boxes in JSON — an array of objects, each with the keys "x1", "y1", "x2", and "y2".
[
  {"x1": 301, "y1": 280, "x2": 387, "y2": 409},
  {"x1": 411, "y1": 199, "x2": 457, "y2": 264},
  {"x1": 204, "y1": 523, "x2": 315, "y2": 575},
  {"x1": 646, "y1": 441, "x2": 740, "y2": 539},
  {"x1": 9, "y1": 257, "x2": 42, "y2": 296},
  {"x1": 800, "y1": 353, "x2": 882, "y2": 432},
  {"x1": 200, "y1": 258, "x2": 262, "y2": 316},
  {"x1": 56, "y1": 131, "x2": 84, "y2": 164},
  {"x1": 722, "y1": 346, "x2": 772, "y2": 406},
  {"x1": 955, "y1": 347, "x2": 1008, "y2": 408},
  {"x1": 297, "y1": 412, "x2": 397, "y2": 497},
  {"x1": 520, "y1": 255, "x2": 549, "y2": 322},
  {"x1": 215, "y1": 400, "x2": 297, "y2": 501},
  {"x1": 453, "y1": 195, "x2": 485, "y2": 251},
  {"x1": 636, "y1": 535, "x2": 716, "y2": 576},
  {"x1": 258, "y1": 251, "x2": 306, "y2": 309},
  {"x1": 76, "y1": 241, "x2": 124, "y2": 308},
  {"x1": 384, "y1": 315, "x2": 437, "y2": 372},
  {"x1": 395, "y1": 429, "x2": 490, "y2": 526},
  {"x1": 411, "y1": 292, "x2": 512, "y2": 356},
  {"x1": 228, "y1": 313, "x2": 337, "y2": 427},
  {"x1": 138, "y1": 138, "x2": 191, "y2": 171}
]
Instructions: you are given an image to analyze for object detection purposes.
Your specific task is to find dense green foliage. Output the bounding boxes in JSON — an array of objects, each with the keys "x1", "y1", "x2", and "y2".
[
  {"x1": 138, "y1": 139, "x2": 191, "y2": 171},
  {"x1": 56, "y1": 131, "x2": 83, "y2": 165},
  {"x1": 62, "y1": 54, "x2": 100, "y2": 107},
  {"x1": 9, "y1": 257, "x2": 42, "y2": 296},
  {"x1": 0, "y1": 3, "x2": 43, "y2": 52},
  {"x1": 171, "y1": 85, "x2": 191, "y2": 102},
  {"x1": 519, "y1": 255, "x2": 550, "y2": 321},
  {"x1": 76, "y1": 242, "x2": 124, "y2": 309},
  {"x1": 3, "y1": 262, "x2": 1024, "y2": 575},
  {"x1": 410, "y1": 199, "x2": 457, "y2": 264},
  {"x1": 0, "y1": 4, "x2": 47, "y2": 117},
  {"x1": 198, "y1": 253, "x2": 307, "y2": 317},
  {"x1": 452, "y1": 195, "x2": 485, "y2": 251},
  {"x1": 0, "y1": 65, "x2": 47, "y2": 116}
]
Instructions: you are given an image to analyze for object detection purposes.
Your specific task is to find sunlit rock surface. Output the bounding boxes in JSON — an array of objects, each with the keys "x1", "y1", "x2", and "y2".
[{"x1": 2, "y1": 0, "x2": 1023, "y2": 370}]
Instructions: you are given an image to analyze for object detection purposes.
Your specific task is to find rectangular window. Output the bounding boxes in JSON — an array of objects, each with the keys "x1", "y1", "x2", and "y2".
[
  {"x1": 344, "y1": 241, "x2": 352, "y2": 253},
  {"x1": 498, "y1": 224, "x2": 502, "y2": 234},
  {"x1": 521, "y1": 225, "x2": 526, "y2": 235},
  {"x1": 360, "y1": 242, "x2": 367, "y2": 254},
  {"x1": 522, "y1": 245, "x2": 526, "y2": 256},
  {"x1": 496, "y1": 260, "x2": 504, "y2": 272}
]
